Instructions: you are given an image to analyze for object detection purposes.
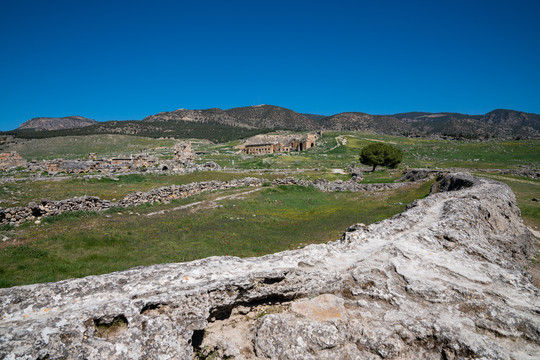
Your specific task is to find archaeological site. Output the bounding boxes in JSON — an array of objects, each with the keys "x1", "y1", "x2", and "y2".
[
  {"x1": 0, "y1": 109, "x2": 538, "y2": 360},
  {"x1": 0, "y1": 173, "x2": 539, "y2": 359}
]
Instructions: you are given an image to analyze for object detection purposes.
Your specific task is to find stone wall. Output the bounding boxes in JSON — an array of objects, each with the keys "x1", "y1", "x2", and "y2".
[
  {"x1": 272, "y1": 177, "x2": 417, "y2": 191},
  {"x1": 0, "y1": 173, "x2": 537, "y2": 359},
  {"x1": 0, "y1": 177, "x2": 264, "y2": 226},
  {"x1": 0, "y1": 152, "x2": 26, "y2": 170},
  {"x1": 0, "y1": 176, "x2": 426, "y2": 226}
]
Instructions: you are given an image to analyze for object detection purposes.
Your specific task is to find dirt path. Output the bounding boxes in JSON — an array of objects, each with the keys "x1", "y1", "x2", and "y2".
[
  {"x1": 328, "y1": 135, "x2": 347, "y2": 151},
  {"x1": 146, "y1": 187, "x2": 264, "y2": 217}
]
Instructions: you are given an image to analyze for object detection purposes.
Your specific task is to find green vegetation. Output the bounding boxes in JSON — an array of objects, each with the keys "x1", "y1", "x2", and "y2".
[
  {"x1": 0, "y1": 131, "x2": 538, "y2": 289},
  {"x1": 0, "y1": 172, "x2": 281, "y2": 207},
  {"x1": 0, "y1": 181, "x2": 433, "y2": 287},
  {"x1": 197, "y1": 132, "x2": 540, "y2": 171},
  {"x1": 2, "y1": 120, "x2": 272, "y2": 144},
  {"x1": 0, "y1": 134, "x2": 177, "y2": 160},
  {"x1": 359, "y1": 143, "x2": 403, "y2": 171}
]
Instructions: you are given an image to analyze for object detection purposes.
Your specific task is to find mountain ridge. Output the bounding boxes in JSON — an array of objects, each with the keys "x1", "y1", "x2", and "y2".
[
  {"x1": 11, "y1": 105, "x2": 540, "y2": 139},
  {"x1": 17, "y1": 116, "x2": 97, "y2": 131}
]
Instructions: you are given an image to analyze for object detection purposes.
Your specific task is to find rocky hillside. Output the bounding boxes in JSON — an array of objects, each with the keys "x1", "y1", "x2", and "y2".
[
  {"x1": 143, "y1": 105, "x2": 317, "y2": 130},
  {"x1": 1, "y1": 173, "x2": 538, "y2": 359},
  {"x1": 18, "y1": 116, "x2": 97, "y2": 131},
  {"x1": 318, "y1": 112, "x2": 414, "y2": 135},
  {"x1": 393, "y1": 110, "x2": 540, "y2": 138},
  {"x1": 143, "y1": 105, "x2": 539, "y2": 139},
  {"x1": 10, "y1": 106, "x2": 540, "y2": 140}
]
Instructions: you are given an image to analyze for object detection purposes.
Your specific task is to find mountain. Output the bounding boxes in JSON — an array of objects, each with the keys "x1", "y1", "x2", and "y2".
[
  {"x1": 8, "y1": 106, "x2": 540, "y2": 140},
  {"x1": 18, "y1": 116, "x2": 97, "y2": 131},
  {"x1": 301, "y1": 113, "x2": 327, "y2": 121},
  {"x1": 392, "y1": 110, "x2": 540, "y2": 138},
  {"x1": 143, "y1": 105, "x2": 317, "y2": 130},
  {"x1": 481, "y1": 109, "x2": 540, "y2": 129},
  {"x1": 318, "y1": 112, "x2": 414, "y2": 135}
]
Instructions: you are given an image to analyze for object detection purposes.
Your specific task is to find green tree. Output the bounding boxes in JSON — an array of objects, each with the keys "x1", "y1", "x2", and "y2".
[{"x1": 359, "y1": 143, "x2": 403, "y2": 172}]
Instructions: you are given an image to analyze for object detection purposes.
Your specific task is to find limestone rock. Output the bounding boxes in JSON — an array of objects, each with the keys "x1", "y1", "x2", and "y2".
[{"x1": 0, "y1": 173, "x2": 538, "y2": 359}]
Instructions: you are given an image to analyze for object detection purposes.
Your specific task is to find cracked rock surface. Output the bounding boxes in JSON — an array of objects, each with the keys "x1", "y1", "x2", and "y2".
[{"x1": 0, "y1": 173, "x2": 538, "y2": 359}]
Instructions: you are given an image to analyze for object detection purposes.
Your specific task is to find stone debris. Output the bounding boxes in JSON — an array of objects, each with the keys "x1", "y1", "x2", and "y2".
[
  {"x1": 0, "y1": 173, "x2": 538, "y2": 359},
  {"x1": 398, "y1": 168, "x2": 438, "y2": 182},
  {"x1": 0, "y1": 178, "x2": 263, "y2": 226},
  {"x1": 0, "y1": 152, "x2": 26, "y2": 170},
  {"x1": 0, "y1": 176, "x2": 427, "y2": 226},
  {"x1": 272, "y1": 177, "x2": 414, "y2": 192},
  {"x1": 1, "y1": 142, "x2": 195, "y2": 175}
]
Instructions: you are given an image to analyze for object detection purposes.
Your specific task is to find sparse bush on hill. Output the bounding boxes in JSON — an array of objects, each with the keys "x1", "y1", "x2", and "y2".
[{"x1": 359, "y1": 143, "x2": 403, "y2": 172}]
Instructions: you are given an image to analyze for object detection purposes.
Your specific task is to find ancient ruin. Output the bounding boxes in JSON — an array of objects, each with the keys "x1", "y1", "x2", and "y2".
[
  {"x1": 1, "y1": 173, "x2": 538, "y2": 359},
  {"x1": 240, "y1": 133, "x2": 318, "y2": 155},
  {"x1": 0, "y1": 152, "x2": 26, "y2": 170},
  {"x1": 0, "y1": 175, "x2": 425, "y2": 227},
  {"x1": 0, "y1": 142, "x2": 194, "y2": 175}
]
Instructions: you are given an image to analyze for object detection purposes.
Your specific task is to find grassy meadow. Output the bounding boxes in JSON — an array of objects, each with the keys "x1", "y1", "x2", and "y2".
[
  {"x1": 0, "y1": 132, "x2": 538, "y2": 288},
  {"x1": 0, "y1": 181, "x2": 432, "y2": 287}
]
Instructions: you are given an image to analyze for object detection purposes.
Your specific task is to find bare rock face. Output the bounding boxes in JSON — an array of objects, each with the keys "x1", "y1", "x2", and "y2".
[
  {"x1": 17, "y1": 116, "x2": 97, "y2": 131},
  {"x1": 0, "y1": 173, "x2": 538, "y2": 359}
]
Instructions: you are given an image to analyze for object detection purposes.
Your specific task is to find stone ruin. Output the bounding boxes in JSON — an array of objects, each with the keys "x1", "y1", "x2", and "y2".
[
  {"x1": 174, "y1": 142, "x2": 194, "y2": 165},
  {"x1": 0, "y1": 152, "x2": 26, "y2": 170},
  {"x1": 1, "y1": 142, "x2": 194, "y2": 175},
  {"x1": 0, "y1": 173, "x2": 538, "y2": 359},
  {"x1": 0, "y1": 177, "x2": 263, "y2": 226},
  {"x1": 240, "y1": 133, "x2": 319, "y2": 155}
]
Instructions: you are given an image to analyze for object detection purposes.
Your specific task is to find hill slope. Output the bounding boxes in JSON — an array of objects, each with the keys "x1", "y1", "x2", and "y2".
[
  {"x1": 8, "y1": 106, "x2": 540, "y2": 141},
  {"x1": 143, "y1": 105, "x2": 317, "y2": 130},
  {"x1": 18, "y1": 116, "x2": 97, "y2": 130}
]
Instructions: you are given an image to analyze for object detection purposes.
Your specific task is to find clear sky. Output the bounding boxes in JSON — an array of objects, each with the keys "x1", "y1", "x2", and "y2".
[{"x1": 1, "y1": 0, "x2": 539, "y2": 130}]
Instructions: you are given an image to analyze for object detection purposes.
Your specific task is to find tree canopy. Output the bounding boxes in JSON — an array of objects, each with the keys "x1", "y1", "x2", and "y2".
[{"x1": 359, "y1": 143, "x2": 403, "y2": 172}]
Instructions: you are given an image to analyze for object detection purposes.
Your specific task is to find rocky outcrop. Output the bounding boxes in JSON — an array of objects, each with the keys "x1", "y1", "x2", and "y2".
[
  {"x1": 398, "y1": 168, "x2": 438, "y2": 182},
  {"x1": 0, "y1": 173, "x2": 537, "y2": 359}
]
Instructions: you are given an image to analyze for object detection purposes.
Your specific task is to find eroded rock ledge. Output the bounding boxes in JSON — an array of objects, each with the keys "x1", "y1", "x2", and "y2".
[{"x1": 0, "y1": 173, "x2": 538, "y2": 359}]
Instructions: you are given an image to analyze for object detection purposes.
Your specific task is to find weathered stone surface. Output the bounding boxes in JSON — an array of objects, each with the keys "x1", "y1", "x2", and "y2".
[
  {"x1": 398, "y1": 168, "x2": 437, "y2": 182},
  {"x1": 0, "y1": 173, "x2": 538, "y2": 359}
]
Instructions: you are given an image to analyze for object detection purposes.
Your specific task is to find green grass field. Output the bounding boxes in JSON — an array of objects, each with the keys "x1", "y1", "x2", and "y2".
[
  {"x1": 0, "y1": 132, "x2": 538, "y2": 289},
  {"x1": 0, "y1": 134, "x2": 177, "y2": 160},
  {"x1": 0, "y1": 172, "x2": 281, "y2": 207},
  {"x1": 0, "y1": 181, "x2": 432, "y2": 287},
  {"x1": 198, "y1": 132, "x2": 540, "y2": 171}
]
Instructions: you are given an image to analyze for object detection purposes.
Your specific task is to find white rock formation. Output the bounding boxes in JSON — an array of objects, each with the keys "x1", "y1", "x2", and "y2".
[{"x1": 0, "y1": 173, "x2": 538, "y2": 359}]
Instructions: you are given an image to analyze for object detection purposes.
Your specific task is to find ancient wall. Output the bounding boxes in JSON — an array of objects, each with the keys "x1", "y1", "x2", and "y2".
[
  {"x1": 3, "y1": 142, "x2": 194, "y2": 174},
  {"x1": 173, "y1": 142, "x2": 194, "y2": 164},
  {"x1": 0, "y1": 173, "x2": 538, "y2": 359},
  {"x1": 241, "y1": 133, "x2": 319, "y2": 155},
  {"x1": 0, "y1": 177, "x2": 264, "y2": 226},
  {"x1": 0, "y1": 175, "x2": 429, "y2": 226},
  {"x1": 0, "y1": 152, "x2": 26, "y2": 170}
]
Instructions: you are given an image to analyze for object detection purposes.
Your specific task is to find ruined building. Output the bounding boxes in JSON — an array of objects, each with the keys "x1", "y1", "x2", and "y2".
[
  {"x1": 173, "y1": 142, "x2": 194, "y2": 165},
  {"x1": 241, "y1": 133, "x2": 318, "y2": 155},
  {"x1": 0, "y1": 152, "x2": 27, "y2": 170},
  {"x1": 2, "y1": 142, "x2": 194, "y2": 174}
]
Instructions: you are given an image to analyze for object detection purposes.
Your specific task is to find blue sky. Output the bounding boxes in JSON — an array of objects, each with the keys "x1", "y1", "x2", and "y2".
[{"x1": 1, "y1": 0, "x2": 539, "y2": 130}]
